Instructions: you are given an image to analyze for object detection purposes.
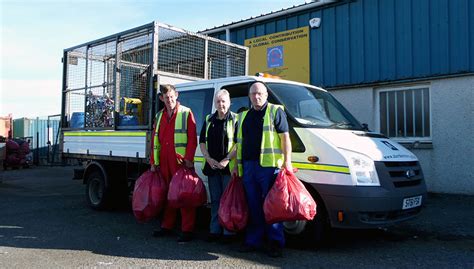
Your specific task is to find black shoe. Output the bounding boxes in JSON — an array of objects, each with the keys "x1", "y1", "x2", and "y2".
[
  {"x1": 177, "y1": 232, "x2": 193, "y2": 243},
  {"x1": 219, "y1": 235, "x2": 235, "y2": 245},
  {"x1": 238, "y1": 243, "x2": 257, "y2": 253},
  {"x1": 152, "y1": 228, "x2": 173, "y2": 237},
  {"x1": 206, "y1": 233, "x2": 221, "y2": 242},
  {"x1": 266, "y1": 241, "x2": 283, "y2": 258}
]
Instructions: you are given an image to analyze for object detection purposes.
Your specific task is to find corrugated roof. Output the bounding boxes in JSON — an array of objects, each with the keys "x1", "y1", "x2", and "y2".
[{"x1": 200, "y1": 1, "x2": 335, "y2": 33}]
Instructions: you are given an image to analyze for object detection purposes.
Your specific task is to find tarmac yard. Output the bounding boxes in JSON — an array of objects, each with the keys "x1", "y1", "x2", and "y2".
[{"x1": 0, "y1": 166, "x2": 473, "y2": 268}]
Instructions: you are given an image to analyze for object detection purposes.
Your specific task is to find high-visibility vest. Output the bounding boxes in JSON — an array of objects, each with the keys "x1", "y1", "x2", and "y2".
[
  {"x1": 202, "y1": 112, "x2": 237, "y2": 173},
  {"x1": 236, "y1": 103, "x2": 284, "y2": 177},
  {"x1": 153, "y1": 105, "x2": 191, "y2": 166}
]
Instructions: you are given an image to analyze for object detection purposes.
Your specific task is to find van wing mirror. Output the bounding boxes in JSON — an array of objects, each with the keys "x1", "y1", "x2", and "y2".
[{"x1": 362, "y1": 123, "x2": 369, "y2": 131}]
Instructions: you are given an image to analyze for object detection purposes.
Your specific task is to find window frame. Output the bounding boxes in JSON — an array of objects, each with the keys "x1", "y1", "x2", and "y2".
[{"x1": 375, "y1": 84, "x2": 432, "y2": 142}]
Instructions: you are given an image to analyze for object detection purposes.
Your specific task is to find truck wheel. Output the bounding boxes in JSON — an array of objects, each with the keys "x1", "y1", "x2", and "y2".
[{"x1": 85, "y1": 171, "x2": 111, "y2": 210}]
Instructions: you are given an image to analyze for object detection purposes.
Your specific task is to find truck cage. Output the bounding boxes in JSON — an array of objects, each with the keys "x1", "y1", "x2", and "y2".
[{"x1": 61, "y1": 21, "x2": 249, "y2": 131}]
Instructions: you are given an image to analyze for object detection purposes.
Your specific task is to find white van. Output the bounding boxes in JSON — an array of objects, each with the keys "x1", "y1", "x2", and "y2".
[{"x1": 175, "y1": 74, "x2": 427, "y2": 240}]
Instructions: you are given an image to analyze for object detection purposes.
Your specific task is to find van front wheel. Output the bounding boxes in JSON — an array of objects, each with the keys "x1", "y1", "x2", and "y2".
[
  {"x1": 283, "y1": 212, "x2": 330, "y2": 246},
  {"x1": 283, "y1": 220, "x2": 307, "y2": 235},
  {"x1": 306, "y1": 207, "x2": 331, "y2": 245},
  {"x1": 282, "y1": 214, "x2": 330, "y2": 248}
]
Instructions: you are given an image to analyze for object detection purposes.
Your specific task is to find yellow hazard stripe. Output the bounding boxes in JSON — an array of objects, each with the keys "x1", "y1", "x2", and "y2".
[
  {"x1": 193, "y1": 156, "x2": 350, "y2": 175},
  {"x1": 293, "y1": 162, "x2": 350, "y2": 174},
  {"x1": 63, "y1": 132, "x2": 147, "y2": 137}
]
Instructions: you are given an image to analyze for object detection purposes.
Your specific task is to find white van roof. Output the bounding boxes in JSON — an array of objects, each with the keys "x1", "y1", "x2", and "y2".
[{"x1": 176, "y1": 75, "x2": 327, "y2": 92}]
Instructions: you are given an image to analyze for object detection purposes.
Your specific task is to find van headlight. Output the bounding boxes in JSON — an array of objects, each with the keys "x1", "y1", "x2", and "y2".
[{"x1": 341, "y1": 149, "x2": 380, "y2": 186}]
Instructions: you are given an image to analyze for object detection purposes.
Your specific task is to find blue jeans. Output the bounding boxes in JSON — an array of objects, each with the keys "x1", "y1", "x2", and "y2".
[
  {"x1": 208, "y1": 173, "x2": 233, "y2": 235},
  {"x1": 242, "y1": 160, "x2": 285, "y2": 248}
]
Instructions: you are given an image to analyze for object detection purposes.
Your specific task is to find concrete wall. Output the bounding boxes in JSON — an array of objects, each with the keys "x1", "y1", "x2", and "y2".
[
  {"x1": 426, "y1": 76, "x2": 474, "y2": 194},
  {"x1": 329, "y1": 75, "x2": 474, "y2": 194}
]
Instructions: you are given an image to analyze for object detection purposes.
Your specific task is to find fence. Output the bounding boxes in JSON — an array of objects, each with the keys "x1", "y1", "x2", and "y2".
[{"x1": 12, "y1": 115, "x2": 61, "y2": 165}]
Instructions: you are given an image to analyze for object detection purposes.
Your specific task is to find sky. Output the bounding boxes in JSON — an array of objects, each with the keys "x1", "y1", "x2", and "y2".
[{"x1": 0, "y1": 0, "x2": 307, "y2": 119}]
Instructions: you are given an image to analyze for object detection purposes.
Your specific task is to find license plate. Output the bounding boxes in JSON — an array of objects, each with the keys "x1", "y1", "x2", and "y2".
[{"x1": 402, "y1": 195, "x2": 422, "y2": 210}]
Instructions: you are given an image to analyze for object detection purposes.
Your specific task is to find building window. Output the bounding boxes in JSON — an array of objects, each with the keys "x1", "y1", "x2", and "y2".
[{"x1": 378, "y1": 86, "x2": 431, "y2": 141}]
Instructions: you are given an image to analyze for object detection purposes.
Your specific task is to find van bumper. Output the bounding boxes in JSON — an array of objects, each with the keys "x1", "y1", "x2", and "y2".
[
  {"x1": 313, "y1": 183, "x2": 427, "y2": 229},
  {"x1": 310, "y1": 162, "x2": 427, "y2": 229}
]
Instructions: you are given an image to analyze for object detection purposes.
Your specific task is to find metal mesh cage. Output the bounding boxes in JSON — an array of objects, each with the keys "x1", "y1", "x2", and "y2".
[
  {"x1": 157, "y1": 24, "x2": 247, "y2": 79},
  {"x1": 65, "y1": 46, "x2": 87, "y2": 129},
  {"x1": 208, "y1": 39, "x2": 247, "y2": 78},
  {"x1": 158, "y1": 26, "x2": 206, "y2": 78},
  {"x1": 85, "y1": 40, "x2": 116, "y2": 128},
  {"x1": 116, "y1": 30, "x2": 153, "y2": 126},
  {"x1": 64, "y1": 27, "x2": 152, "y2": 129},
  {"x1": 63, "y1": 22, "x2": 248, "y2": 130},
  {"x1": 65, "y1": 42, "x2": 117, "y2": 128}
]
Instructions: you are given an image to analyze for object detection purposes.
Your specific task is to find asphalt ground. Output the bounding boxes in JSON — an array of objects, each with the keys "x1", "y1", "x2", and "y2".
[{"x1": 0, "y1": 166, "x2": 473, "y2": 268}]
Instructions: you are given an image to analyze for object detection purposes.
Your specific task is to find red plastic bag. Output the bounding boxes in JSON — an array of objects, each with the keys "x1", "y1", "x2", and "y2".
[
  {"x1": 263, "y1": 168, "x2": 317, "y2": 224},
  {"x1": 6, "y1": 153, "x2": 21, "y2": 165},
  {"x1": 6, "y1": 140, "x2": 19, "y2": 151},
  {"x1": 132, "y1": 169, "x2": 167, "y2": 223},
  {"x1": 218, "y1": 175, "x2": 248, "y2": 232},
  {"x1": 19, "y1": 141, "x2": 30, "y2": 154},
  {"x1": 167, "y1": 167, "x2": 207, "y2": 208}
]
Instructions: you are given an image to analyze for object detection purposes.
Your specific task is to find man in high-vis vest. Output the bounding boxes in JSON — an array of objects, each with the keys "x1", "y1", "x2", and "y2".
[
  {"x1": 233, "y1": 81, "x2": 293, "y2": 258},
  {"x1": 150, "y1": 84, "x2": 197, "y2": 242}
]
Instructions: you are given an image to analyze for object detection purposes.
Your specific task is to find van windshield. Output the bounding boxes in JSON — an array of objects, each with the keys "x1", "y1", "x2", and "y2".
[{"x1": 267, "y1": 82, "x2": 363, "y2": 130}]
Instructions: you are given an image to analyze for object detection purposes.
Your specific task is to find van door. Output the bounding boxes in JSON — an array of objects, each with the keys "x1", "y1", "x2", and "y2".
[
  {"x1": 177, "y1": 86, "x2": 215, "y2": 135},
  {"x1": 176, "y1": 85, "x2": 215, "y2": 196}
]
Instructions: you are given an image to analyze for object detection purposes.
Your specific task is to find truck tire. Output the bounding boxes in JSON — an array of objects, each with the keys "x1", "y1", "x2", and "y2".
[{"x1": 85, "y1": 171, "x2": 111, "y2": 210}]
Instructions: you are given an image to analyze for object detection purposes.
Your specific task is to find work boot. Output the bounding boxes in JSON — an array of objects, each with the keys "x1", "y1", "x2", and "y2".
[
  {"x1": 177, "y1": 232, "x2": 193, "y2": 243},
  {"x1": 152, "y1": 227, "x2": 173, "y2": 237},
  {"x1": 238, "y1": 243, "x2": 257, "y2": 253},
  {"x1": 265, "y1": 241, "x2": 283, "y2": 258},
  {"x1": 205, "y1": 233, "x2": 221, "y2": 243},
  {"x1": 219, "y1": 234, "x2": 236, "y2": 245}
]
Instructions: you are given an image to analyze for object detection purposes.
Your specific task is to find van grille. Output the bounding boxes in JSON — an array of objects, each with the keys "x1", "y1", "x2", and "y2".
[
  {"x1": 359, "y1": 206, "x2": 422, "y2": 223},
  {"x1": 383, "y1": 161, "x2": 422, "y2": 188},
  {"x1": 384, "y1": 161, "x2": 418, "y2": 167},
  {"x1": 393, "y1": 179, "x2": 422, "y2": 187},
  {"x1": 389, "y1": 170, "x2": 420, "y2": 178}
]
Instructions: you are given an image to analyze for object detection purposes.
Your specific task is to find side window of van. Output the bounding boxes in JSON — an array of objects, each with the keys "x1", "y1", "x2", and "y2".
[
  {"x1": 230, "y1": 96, "x2": 250, "y2": 113},
  {"x1": 222, "y1": 83, "x2": 251, "y2": 113},
  {"x1": 178, "y1": 88, "x2": 214, "y2": 133}
]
